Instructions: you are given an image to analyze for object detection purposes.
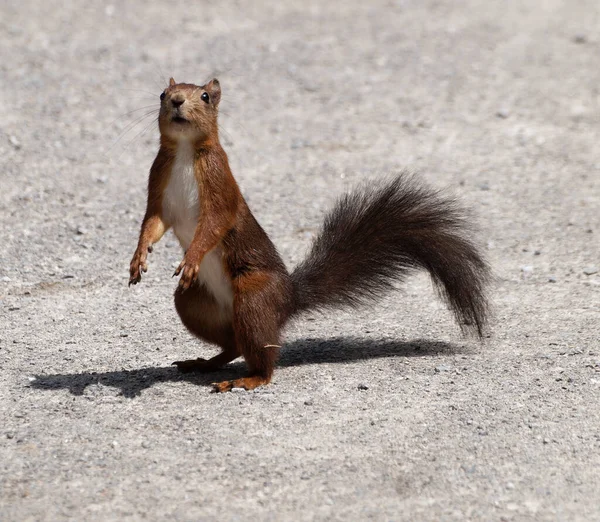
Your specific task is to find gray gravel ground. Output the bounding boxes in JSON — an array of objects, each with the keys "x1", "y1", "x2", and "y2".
[{"x1": 1, "y1": 1, "x2": 599, "y2": 520}]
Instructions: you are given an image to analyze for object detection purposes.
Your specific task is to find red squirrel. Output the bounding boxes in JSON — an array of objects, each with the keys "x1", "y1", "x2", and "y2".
[{"x1": 129, "y1": 77, "x2": 490, "y2": 392}]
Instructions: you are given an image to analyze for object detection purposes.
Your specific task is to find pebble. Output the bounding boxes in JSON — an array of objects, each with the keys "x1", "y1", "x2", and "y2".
[
  {"x1": 496, "y1": 108, "x2": 510, "y2": 119},
  {"x1": 76, "y1": 226, "x2": 87, "y2": 235},
  {"x1": 583, "y1": 266, "x2": 598, "y2": 276},
  {"x1": 521, "y1": 266, "x2": 534, "y2": 279},
  {"x1": 1, "y1": 276, "x2": 11, "y2": 282},
  {"x1": 435, "y1": 365, "x2": 452, "y2": 373},
  {"x1": 291, "y1": 139, "x2": 311, "y2": 149},
  {"x1": 141, "y1": 441, "x2": 151, "y2": 448},
  {"x1": 357, "y1": 383, "x2": 369, "y2": 390},
  {"x1": 548, "y1": 276, "x2": 557, "y2": 283},
  {"x1": 572, "y1": 34, "x2": 587, "y2": 44},
  {"x1": 479, "y1": 182, "x2": 490, "y2": 191},
  {"x1": 8, "y1": 135, "x2": 21, "y2": 149}
]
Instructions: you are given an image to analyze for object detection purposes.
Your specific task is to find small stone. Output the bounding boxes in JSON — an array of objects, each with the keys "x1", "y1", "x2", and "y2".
[
  {"x1": 583, "y1": 266, "x2": 598, "y2": 276},
  {"x1": 141, "y1": 441, "x2": 150, "y2": 449},
  {"x1": 435, "y1": 365, "x2": 452, "y2": 373},
  {"x1": 8, "y1": 307, "x2": 20, "y2": 311},
  {"x1": 6, "y1": 432, "x2": 15, "y2": 439},
  {"x1": 112, "y1": 441, "x2": 118, "y2": 447},
  {"x1": 506, "y1": 482, "x2": 515, "y2": 490},
  {"x1": 572, "y1": 106, "x2": 588, "y2": 123},
  {"x1": 548, "y1": 276, "x2": 557, "y2": 283},
  {"x1": 303, "y1": 399, "x2": 314, "y2": 406},
  {"x1": 8, "y1": 135, "x2": 21, "y2": 149},
  {"x1": 521, "y1": 266, "x2": 534, "y2": 279},
  {"x1": 1, "y1": 276, "x2": 11, "y2": 282},
  {"x1": 479, "y1": 182, "x2": 490, "y2": 191},
  {"x1": 573, "y1": 34, "x2": 587, "y2": 44},
  {"x1": 357, "y1": 383, "x2": 369, "y2": 390},
  {"x1": 542, "y1": 438, "x2": 550, "y2": 445},
  {"x1": 291, "y1": 139, "x2": 310, "y2": 149},
  {"x1": 76, "y1": 226, "x2": 87, "y2": 235},
  {"x1": 496, "y1": 108, "x2": 510, "y2": 119},
  {"x1": 534, "y1": 250, "x2": 541, "y2": 256}
]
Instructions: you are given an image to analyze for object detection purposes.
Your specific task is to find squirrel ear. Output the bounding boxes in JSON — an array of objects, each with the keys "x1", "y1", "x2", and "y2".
[
  {"x1": 204, "y1": 78, "x2": 221, "y2": 105},
  {"x1": 169, "y1": 77, "x2": 176, "y2": 87}
]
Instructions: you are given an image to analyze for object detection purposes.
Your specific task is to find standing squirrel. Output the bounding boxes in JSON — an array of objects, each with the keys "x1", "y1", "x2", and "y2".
[{"x1": 129, "y1": 77, "x2": 490, "y2": 392}]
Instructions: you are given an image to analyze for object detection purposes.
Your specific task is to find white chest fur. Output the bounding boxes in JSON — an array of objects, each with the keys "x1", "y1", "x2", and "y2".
[
  {"x1": 163, "y1": 141, "x2": 199, "y2": 250},
  {"x1": 163, "y1": 142, "x2": 233, "y2": 310}
]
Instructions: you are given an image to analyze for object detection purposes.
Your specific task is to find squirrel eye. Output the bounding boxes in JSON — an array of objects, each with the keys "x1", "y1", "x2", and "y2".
[
  {"x1": 160, "y1": 92, "x2": 165, "y2": 101},
  {"x1": 201, "y1": 92, "x2": 209, "y2": 103}
]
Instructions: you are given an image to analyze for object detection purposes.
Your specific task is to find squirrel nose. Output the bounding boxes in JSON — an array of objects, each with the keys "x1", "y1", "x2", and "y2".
[{"x1": 171, "y1": 98, "x2": 185, "y2": 108}]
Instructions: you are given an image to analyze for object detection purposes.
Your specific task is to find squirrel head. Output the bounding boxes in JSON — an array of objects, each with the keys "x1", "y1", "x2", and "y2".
[{"x1": 158, "y1": 77, "x2": 221, "y2": 144}]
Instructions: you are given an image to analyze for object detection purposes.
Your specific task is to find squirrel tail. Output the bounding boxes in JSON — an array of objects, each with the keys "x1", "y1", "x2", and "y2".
[{"x1": 290, "y1": 173, "x2": 490, "y2": 337}]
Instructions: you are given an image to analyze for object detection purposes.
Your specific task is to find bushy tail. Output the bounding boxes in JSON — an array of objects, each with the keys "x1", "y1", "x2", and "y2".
[{"x1": 290, "y1": 173, "x2": 490, "y2": 337}]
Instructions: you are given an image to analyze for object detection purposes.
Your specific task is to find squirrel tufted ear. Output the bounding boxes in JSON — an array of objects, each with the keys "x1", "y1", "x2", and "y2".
[
  {"x1": 169, "y1": 77, "x2": 176, "y2": 87},
  {"x1": 204, "y1": 78, "x2": 221, "y2": 105}
]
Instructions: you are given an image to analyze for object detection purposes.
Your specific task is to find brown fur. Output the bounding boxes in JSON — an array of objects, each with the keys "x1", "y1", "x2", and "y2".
[{"x1": 129, "y1": 78, "x2": 490, "y2": 392}]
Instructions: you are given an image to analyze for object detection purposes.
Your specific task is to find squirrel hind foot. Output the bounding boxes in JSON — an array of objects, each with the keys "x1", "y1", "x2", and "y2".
[
  {"x1": 211, "y1": 375, "x2": 270, "y2": 393},
  {"x1": 172, "y1": 357, "x2": 217, "y2": 373}
]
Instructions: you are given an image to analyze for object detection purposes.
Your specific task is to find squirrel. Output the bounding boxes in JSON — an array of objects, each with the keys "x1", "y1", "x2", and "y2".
[{"x1": 129, "y1": 77, "x2": 490, "y2": 392}]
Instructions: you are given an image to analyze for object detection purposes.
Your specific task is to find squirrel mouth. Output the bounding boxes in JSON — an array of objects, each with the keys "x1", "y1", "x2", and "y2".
[{"x1": 172, "y1": 116, "x2": 188, "y2": 124}]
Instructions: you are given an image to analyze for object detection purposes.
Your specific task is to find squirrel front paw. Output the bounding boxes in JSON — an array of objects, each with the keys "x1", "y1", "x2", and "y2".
[
  {"x1": 129, "y1": 245, "x2": 152, "y2": 286},
  {"x1": 173, "y1": 251, "x2": 201, "y2": 290}
]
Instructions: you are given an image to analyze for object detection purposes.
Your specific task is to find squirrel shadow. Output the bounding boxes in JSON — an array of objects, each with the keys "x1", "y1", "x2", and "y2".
[{"x1": 30, "y1": 337, "x2": 467, "y2": 398}]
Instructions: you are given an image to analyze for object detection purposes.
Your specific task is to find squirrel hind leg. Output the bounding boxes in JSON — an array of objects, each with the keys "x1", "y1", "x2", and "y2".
[{"x1": 212, "y1": 271, "x2": 286, "y2": 392}]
